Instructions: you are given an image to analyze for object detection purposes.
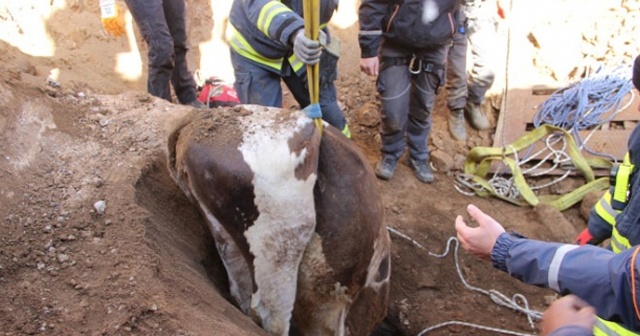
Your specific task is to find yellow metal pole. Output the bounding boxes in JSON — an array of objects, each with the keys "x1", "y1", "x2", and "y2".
[{"x1": 303, "y1": 0, "x2": 323, "y2": 134}]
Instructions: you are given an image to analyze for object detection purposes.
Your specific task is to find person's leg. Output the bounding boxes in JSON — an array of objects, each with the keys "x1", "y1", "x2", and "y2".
[
  {"x1": 406, "y1": 48, "x2": 447, "y2": 183},
  {"x1": 464, "y1": 2, "x2": 495, "y2": 130},
  {"x1": 445, "y1": 30, "x2": 469, "y2": 140},
  {"x1": 163, "y1": 0, "x2": 198, "y2": 104},
  {"x1": 124, "y1": 0, "x2": 174, "y2": 101},
  {"x1": 373, "y1": 52, "x2": 412, "y2": 180},
  {"x1": 230, "y1": 51, "x2": 283, "y2": 107}
]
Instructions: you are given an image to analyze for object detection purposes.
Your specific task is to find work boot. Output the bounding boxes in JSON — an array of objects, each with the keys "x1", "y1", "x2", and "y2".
[
  {"x1": 448, "y1": 108, "x2": 467, "y2": 141},
  {"x1": 375, "y1": 155, "x2": 398, "y2": 180},
  {"x1": 186, "y1": 99, "x2": 207, "y2": 109},
  {"x1": 407, "y1": 157, "x2": 434, "y2": 183},
  {"x1": 464, "y1": 102, "x2": 490, "y2": 130}
]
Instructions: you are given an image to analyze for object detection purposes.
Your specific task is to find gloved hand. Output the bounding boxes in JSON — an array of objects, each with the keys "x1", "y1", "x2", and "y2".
[
  {"x1": 575, "y1": 228, "x2": 596, "y2": 246},
  {"x1": 100, "y1": 0, "x2": 126, "y2": 37},
  {"x1": 291, "y1": 29, "x2": 325, "y2": 65}
]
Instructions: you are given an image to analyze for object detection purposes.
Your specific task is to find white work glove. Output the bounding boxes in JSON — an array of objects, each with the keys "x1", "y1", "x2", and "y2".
[{"x1": 291, "y1": 29, "x2": 326, "y2": 65}]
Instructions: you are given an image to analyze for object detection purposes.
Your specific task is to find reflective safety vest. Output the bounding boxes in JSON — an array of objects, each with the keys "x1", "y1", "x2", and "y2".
[
  {"x1": 592, "y1": 153, "x2": 635, "y2": 253},
  {"x1": 226, "y1": 24, "x2": 286, "y2": 72},
  {"x1": 610, "y1": 153, "x2": 635, "y2": 253},
  {"x1": 595, "y1": 189, "x2": 619, "y2": 226}
]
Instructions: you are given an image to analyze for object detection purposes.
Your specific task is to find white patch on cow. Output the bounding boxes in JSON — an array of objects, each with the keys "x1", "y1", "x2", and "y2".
[
  {"x1": 238, "y1": 107, "x2": 318, "y2": 336},
  {"x1": 364, "y1": 226, "x2": 391, "y2": 292},
  {"x1": 297, "y1": 233, "x2": 351, "y2": 336}
]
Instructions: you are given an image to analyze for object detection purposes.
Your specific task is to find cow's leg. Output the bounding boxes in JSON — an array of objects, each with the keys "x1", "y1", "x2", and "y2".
[
  {"x1": 294, "y1": 233, "x2": 351, "y2": 336},
  {"x1": 196, "y1": 192, "x2": 253, "y2": 313},
  {"x1": 345, "y1": 224, "x2": 391, "y2": 336},
  {"x1": 240, "y1": 162, "x2": 318, "y2": 335},
  {"x1": 172, "y1": 145, "x2": 255, "y2": 313}
]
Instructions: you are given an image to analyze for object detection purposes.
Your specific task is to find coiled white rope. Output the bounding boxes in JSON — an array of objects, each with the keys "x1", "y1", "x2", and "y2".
[
  {"x1": 387, "y1": 227, "x2": 542, "y2": 335},
  {"x1": 533, "y1": 64, "x2": 634, "y2": 163}
]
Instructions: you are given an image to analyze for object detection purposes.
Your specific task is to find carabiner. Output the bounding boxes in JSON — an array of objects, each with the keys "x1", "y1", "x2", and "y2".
[{"x1": 409, "y1": 55, "x2": 421, "y2": 75}]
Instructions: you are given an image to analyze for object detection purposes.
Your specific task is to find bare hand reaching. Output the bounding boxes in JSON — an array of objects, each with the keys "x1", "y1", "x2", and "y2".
[{"x1": 455, "y1": 204, "x2": 505, "y2": 260}]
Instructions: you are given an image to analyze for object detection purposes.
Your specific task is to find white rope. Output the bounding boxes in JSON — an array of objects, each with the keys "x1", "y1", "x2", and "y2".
[
  {"x1": 386, "y1": 227, "x2": 543, "y2": 335},
  {"x1": 416, "y1": 321, "x2": 536, "y2": 336},
  {"x1": 454, "y1": 132, "x2": 576, "y2": 201}
]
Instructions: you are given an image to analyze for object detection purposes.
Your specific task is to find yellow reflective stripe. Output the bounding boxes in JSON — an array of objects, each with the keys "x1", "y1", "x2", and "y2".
[
  {"x1": 342, "y1": 124, "x2": 351, "y2": 139},
  {"x1": 595, "y1": 190, "x2": 618, "y2": 225},
  {"x1": 226, "y1": 24, "x2": 283, "y2": 71},
  {"x1": 614, "y1": 153, "x2": 634, "y2": 204},
  {"x1": 612, "y1": 226, "x2": 632, "y2": 254},
  {"x1": 593, "y1": 316, "x2": 636, "y2": 335},
  {"x1": 257, "y1": 2, "x2": 290, "y2": 37},
  {"x1": 288, "y1": 54, "x2": 304, "y2": 72}
]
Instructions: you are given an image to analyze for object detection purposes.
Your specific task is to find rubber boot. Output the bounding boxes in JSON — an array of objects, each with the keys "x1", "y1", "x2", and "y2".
[
  {"x1": 448, "y1": 108, "x2": 467, "y2": 141},
  {"x1": 465, "y1": 102, "x2": 490, "y2": 130}
]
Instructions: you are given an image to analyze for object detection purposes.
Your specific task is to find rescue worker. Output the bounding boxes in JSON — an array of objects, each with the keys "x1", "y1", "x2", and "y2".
[
  {"x1": 118, "y1": 0, "x2": 204, "y2": 108},
  {"x1": 227, "y1": 0, "x2": 350, "y2": 138},
  {"x1": 358, "y1": 0, "x2": 461, "y2": 183},
  {"x1": 456, "y1": 204, "x2": 640, "y2": 335},
  {"x1": 445, "y1": 0, "x2": 505, "y2": 141},
  {"x1": 575, "y1": 55, "x2": 640, "y2": 253}
]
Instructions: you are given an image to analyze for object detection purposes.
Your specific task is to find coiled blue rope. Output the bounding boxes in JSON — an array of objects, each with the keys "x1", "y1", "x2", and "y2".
[{"x1": 533, "y1": 64, "x2": 634, "y2": 162}]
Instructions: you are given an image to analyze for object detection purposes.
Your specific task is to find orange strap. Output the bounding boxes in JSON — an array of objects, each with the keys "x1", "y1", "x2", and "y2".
[{"x1": 632, "y1": 246, "x2": 640, "y2": 321}]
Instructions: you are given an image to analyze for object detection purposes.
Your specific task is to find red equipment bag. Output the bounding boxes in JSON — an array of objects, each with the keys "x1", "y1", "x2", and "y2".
[{"x1": 197, "y1": 77, "x2": 240, "y2": 108}]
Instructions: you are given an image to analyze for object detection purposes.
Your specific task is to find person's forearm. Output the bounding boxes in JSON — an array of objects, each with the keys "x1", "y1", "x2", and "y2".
[{"x1": 493, "y1": 236, "x2": 640, "y2": 329}]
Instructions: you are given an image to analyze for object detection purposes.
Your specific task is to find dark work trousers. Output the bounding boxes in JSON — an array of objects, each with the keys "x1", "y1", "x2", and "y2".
[
  {"x1": 230, "y1": 50, "x2": 347, "y2": 131},
  {"x1": 125, "y1": 0, "x2": 197, "y2": 104},
  {"x1": 376, "y1": 42, "x2": 447, "y2": 161}
]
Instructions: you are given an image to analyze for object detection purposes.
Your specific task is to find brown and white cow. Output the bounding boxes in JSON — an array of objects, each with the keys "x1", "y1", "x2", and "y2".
[{"x1": 167, "y1": 105, "x2": 390, "y2": 336}]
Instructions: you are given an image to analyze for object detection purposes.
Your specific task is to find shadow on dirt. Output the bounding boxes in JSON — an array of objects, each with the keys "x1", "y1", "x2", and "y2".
[{"x1": 134, "y1": 153, "x2": 232, "y2": 301}]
